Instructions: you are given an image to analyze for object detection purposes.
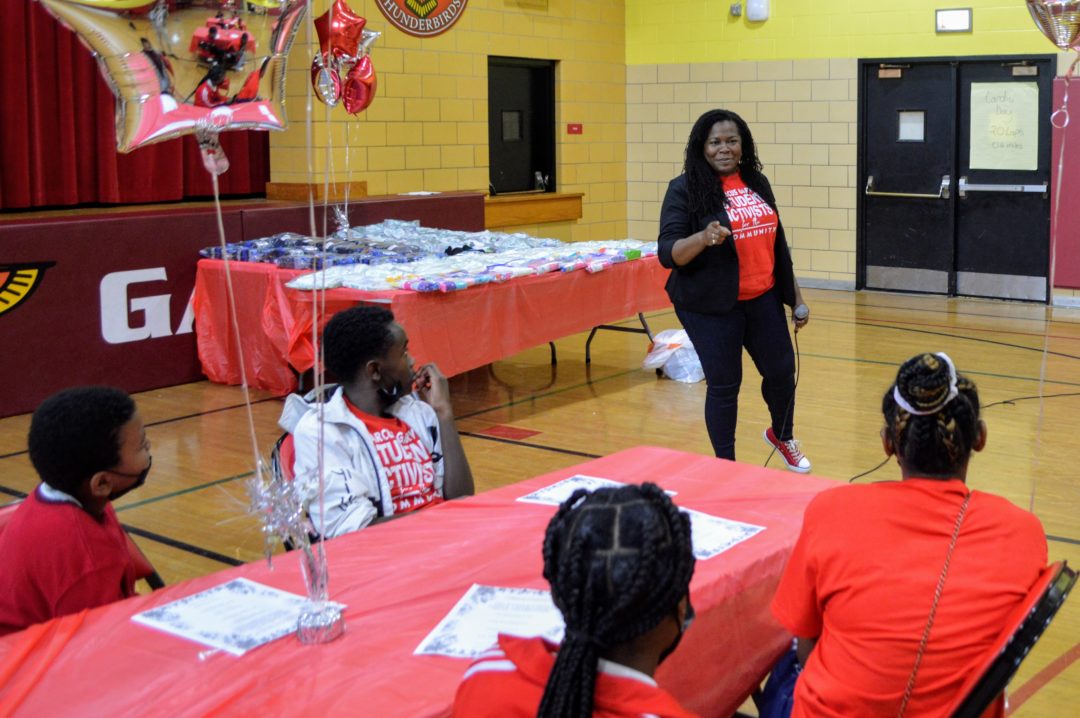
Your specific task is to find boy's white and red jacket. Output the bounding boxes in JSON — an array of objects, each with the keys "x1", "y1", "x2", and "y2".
[{"x1": 278, "y1": 385, "x2": 444, "y2": 538}]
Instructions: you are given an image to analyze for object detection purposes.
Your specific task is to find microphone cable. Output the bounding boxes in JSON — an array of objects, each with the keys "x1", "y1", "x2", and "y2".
[
  {"x1": 846, "y1": 391, "x2": 1080, "y2": 482},
  {"x1": 764, "y1": 304, "x2": 807, "y2": 470},
  {"x1": 759, "y1": 303, "x2": 1080, "y2": 480}
]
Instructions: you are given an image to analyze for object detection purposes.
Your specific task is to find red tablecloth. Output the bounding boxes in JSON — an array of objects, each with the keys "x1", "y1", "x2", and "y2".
[
  {"x1": 193, "y1": 257, "x2": 673, "y2": 395},
  {"x1": 0, "y1": 447, "x2": 834, "y2": 718}
]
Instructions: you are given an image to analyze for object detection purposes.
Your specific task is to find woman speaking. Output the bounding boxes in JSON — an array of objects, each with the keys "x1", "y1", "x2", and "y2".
[{"x1": 658, "y1": 109, "x2": 810, "y2": 471}]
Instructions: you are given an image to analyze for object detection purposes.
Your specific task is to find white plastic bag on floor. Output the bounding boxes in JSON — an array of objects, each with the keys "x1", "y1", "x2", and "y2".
[{"x1": 643, "y1": 329, "x2": 704, "y2": 383}]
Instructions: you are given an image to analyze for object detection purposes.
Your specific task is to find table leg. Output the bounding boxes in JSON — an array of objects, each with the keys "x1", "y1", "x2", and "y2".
[{"x1": 584, "y1": 313, "x2": 655, "y2": 364}]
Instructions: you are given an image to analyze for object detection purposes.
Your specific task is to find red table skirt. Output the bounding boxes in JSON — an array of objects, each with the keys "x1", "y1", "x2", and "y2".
[
  {"x1": 193, "y1": 257, "x2": 673, "y2": 395},
  {"x1": 0, "y1": 447, "x2": 834, "y2": 717}
]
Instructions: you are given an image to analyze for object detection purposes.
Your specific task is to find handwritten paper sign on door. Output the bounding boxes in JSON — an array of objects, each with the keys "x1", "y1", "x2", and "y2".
[{"x1": 969, "y1": 82, "x2": 1039, "y2": 171}]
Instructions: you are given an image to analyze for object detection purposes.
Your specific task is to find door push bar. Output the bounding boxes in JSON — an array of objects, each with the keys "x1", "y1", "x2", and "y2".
[
  {"x1": 958, "y1": 176, "x2": 1048, "y2": 198},
  {"x1": 865, "y1": 174, "x2": 951, "y2": 200}
]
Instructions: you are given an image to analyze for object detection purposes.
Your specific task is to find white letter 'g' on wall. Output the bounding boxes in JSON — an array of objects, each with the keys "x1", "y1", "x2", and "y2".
[{"x1": 100, "y1": 268, "x2": 173, "y2": 345}]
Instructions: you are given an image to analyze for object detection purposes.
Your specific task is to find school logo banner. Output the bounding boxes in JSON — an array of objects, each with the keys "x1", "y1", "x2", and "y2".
[
  {"x1": 375, "y1": 0, "x2": 468, "y2": 37},
  {"x1": 0, "y1": 262, "x2": 55, "y2": 317}
]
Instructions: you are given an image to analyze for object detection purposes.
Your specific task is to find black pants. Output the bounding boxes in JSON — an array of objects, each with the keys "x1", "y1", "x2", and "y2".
[{"x1": 675, "y1": 288, "x2": 796, "y2": 460}]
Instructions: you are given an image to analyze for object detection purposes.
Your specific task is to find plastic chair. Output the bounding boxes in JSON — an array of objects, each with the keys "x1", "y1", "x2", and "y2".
[
  {"x1": 946, "y1": 560, "x2": 1077, "y2": 718},
  {"x1": 0, "y1": 497, "x2": 164, "y2": 591},
  {"x1": 269, "y1": 432, "x2": 321, "y2": 550},
  {"x1": 270, "y1": 432, "x2": 296, "y2": 482},
  {"x1": 124, "y1": 532, "x2": 165, "y2": 590}
]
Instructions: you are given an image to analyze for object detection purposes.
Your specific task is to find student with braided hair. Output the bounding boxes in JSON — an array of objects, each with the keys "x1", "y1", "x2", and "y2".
[
  {"x1": 768, "y1": 352, "x2": 1047, "y2": 717},
  {"x1": 452, "y1": 483, "x2": 698, "y2": 718}
]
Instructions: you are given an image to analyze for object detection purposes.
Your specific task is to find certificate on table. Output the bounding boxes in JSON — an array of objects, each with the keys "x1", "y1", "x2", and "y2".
[
  {"x1": 682, "y1": 508, "x2": 765, "y2": 560},
  {"x1": 132, "y1": 578, "x2": 345, "y2": 656},
  {"x1": 516, "y1": 474, "x2": 628, "y2": 506},
  {"x1": 517, "y1": 475, "x2": 762, "y2": 560},
  {"x1": 415, "y1": 584, "x2": 565, "y2": 659}
]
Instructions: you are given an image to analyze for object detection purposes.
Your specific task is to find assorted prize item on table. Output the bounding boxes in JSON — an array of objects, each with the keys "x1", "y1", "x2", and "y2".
[{"x1": 199, "y1": 220, "x2": 658, "y2": 293}]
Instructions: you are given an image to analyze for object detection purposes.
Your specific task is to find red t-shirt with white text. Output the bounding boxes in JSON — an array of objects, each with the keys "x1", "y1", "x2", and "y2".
[
  {"x1": 721, "y1": 173, "x2": 778, "y2": 300},
  {"x1": 345, "y1": 399, "x2": 443, "y2": 514}
]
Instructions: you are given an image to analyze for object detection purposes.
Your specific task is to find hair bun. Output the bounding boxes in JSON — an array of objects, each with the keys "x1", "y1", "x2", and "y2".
[{"x1": 895, "y1": 352, "x2": 959, "y2": 415}]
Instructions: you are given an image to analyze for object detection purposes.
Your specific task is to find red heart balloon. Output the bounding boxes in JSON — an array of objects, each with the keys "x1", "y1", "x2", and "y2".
[{"x1": 343, "y1": 55, "x2": 377, "y2": 115}]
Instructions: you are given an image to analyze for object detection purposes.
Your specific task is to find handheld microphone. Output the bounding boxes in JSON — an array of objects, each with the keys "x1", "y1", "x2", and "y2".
[{"x1": 793, "y1": 303, "x2": 809, "y2": 321}]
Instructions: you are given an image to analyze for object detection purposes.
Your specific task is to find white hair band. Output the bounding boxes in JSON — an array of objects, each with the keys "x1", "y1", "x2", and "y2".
[{"x1": 892, "y1": 352, "x2": 959, "y2": 416}]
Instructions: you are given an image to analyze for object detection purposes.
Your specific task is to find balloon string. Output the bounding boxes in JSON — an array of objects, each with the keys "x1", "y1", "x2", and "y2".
[
  {"x1": 305, "y1": 12, "x2": 331, "y2": 549},
  {"x1": 343, "y1": 127, "x2": 351, "y2": 222},
  {"x1": 211, "y1": 169, "x2": 262, "y2": 481},
  {"x1": 1051, "y1": 53, "x2": 1078, "y2": 128},
  {"x1": 301, "y1": 2, "x2": 328, "y2": 556},
  {"x1": 1034, "y1": 51, "x2": 1076, "y2": 512},
  {"x1": 1049, "y1": 53, "x2": 1073, "y2": 304},
  {"x1": 323, "y1": 0, "x2": 337, "y2": 231},
  {"x1": 324, "y1": 103, "x2": 335, "y2": 231}
]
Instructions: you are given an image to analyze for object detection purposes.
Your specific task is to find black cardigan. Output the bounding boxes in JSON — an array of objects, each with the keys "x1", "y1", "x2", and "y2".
[{"x1": 657, "y1": 173, "x2": 797, "y2": 315}]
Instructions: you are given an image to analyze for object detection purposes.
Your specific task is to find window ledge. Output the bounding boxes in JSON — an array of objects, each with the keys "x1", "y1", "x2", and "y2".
[{"x1": 484, "y1": 192, "x2": 583, "y2": 228}]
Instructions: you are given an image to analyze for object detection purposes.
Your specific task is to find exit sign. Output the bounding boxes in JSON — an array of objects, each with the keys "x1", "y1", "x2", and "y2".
[{"x1": 567, "y1": 123, "x2": 583, "y2": 135}]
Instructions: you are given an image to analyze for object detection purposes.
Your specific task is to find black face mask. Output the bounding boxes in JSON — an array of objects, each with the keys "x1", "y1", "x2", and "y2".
[
  {"x1": 108, "y1": 456, "x2": 152, "y2": 501},
  {"x1": 377, "y1": 378, "x2": 406, "y2": 406},
  {"x1": 657, "y1": 598, "x2": 695, "y2": 666}
]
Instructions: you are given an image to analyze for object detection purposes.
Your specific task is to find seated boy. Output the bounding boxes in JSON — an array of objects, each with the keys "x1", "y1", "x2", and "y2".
[
  {"x1": 280, "y1": 306, "x2": 474, "y2": 538},
  {"x1": 0, "y1": 386, "x2": 152, "y2": 635}
]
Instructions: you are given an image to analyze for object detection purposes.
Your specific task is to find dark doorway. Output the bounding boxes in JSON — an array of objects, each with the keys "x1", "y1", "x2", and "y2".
[
  {"x1": 858, "y1": 55, "x2": 1054, "y2": 301},
  {"x1": 488, "y1": 57, "x2": 555, "y2": 195}
]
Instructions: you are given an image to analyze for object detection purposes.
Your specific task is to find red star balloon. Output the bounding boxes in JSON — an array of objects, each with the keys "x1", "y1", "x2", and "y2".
[
  {"x1": 36, "y1": 0, "x2": 308, "y2": 153},
  {"x1": 310, "y1": 0, "x2": 378, "y2": 115},
  {"x1": 313, "y1": 0, "x2": 365, "y2": 59}
]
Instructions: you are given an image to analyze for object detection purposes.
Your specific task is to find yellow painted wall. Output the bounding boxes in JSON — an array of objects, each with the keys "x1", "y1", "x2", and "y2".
[
  {"x1": 270, "y1": 0, "x2": 628, "y2": 241},
  {"x1": 624, "y1": 2, "x2": 1069, "y2": 286},
  {"x1": 627, "y1": 0, "x2": 1057, "y2": 64}
]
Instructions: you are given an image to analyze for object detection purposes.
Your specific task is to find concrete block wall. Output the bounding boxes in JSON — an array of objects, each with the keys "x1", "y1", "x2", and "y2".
[
  {"x1": 626, "y1": 58, "x2": 859, "y2": 283},
  {"x1": 270, "y1": 0, "x2": 629, "y2": 241}
]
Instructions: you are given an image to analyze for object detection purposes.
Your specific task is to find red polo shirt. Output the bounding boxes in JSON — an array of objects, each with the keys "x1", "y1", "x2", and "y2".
[{"x1": 0, "y1": 487, "x2": 137, "y2": 635}]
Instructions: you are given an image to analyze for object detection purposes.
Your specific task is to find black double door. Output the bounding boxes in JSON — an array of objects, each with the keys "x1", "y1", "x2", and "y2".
[{"x1": 859, "y1": 56, "x2": 1054, "y2": 301}]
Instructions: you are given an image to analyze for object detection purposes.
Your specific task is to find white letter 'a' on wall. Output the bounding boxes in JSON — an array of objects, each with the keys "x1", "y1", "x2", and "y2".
[{"x1": 100, "y1": 268, "x2": 173, "y2": 344}]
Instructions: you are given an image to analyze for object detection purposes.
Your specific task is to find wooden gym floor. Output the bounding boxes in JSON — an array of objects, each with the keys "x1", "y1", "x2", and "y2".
[{"x1": 1, "y1": 287, "x2": 1078, "y2": 715}]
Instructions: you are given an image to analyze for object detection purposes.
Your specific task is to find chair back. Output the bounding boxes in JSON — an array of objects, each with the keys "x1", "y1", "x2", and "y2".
[
  {"x1": 270, "y1": 432, "x2": 316, "y2": 551},
  {"x1": 947, "y1": 560, "x2": 1077, "y2": 718},
  {"x1": 271, "y1": 432, "x2": 296, "y2": 482},
  {"x1": 124, "y1": 532, "x2": 165, "y2": 590}
]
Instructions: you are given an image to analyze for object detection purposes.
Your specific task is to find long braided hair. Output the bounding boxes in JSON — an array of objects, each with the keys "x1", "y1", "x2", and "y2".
[
  {"x1": 683, "y1": 108, "x2": 769, "y2": 218},
  {"x1": 537, "y1": 483, "x2": 696, "y2": 718},
  {"x1": 882, "y1": 353, "x2": 982, "y2": 477}
]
